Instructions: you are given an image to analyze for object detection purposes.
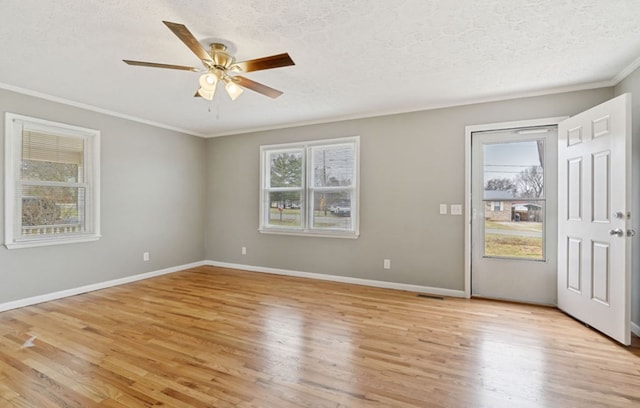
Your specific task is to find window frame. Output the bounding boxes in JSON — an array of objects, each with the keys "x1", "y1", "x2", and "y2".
[
  {"x1": 259, "y1": 136, "x2": 360, "y2": 238},
  {"x1": 4, "y1": 113, "x2": 101, "y2": 249}
]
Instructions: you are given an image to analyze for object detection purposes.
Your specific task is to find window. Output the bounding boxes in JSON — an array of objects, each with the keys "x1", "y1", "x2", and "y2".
[
  {"x1": 482, "y1": 138, "x2": 546, "y2": 260},
  {"x1": 260, "y1": 137, "x2": 359, "y2": 238},
  {"x1": 4, "y1": 113, "x2": 100, "y2": 249}
]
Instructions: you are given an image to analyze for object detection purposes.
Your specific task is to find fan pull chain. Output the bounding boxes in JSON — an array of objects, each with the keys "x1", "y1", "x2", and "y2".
[{"x1": 206, "y1": 98, "x2": 221, "y2": 120}]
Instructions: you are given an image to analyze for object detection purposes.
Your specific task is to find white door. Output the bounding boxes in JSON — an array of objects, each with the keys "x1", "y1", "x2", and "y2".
[
  {"x1": 471, "y1": 125, "x2": 558, "y2": 304},
  {"x1": 557, "y1": 93, "x2": 632, "y2": 345}
]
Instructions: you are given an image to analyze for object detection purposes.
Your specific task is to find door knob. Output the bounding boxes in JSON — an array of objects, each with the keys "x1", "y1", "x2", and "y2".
[
  {"x1": 609, "y1": 228, "x2": 624, "y2": 237},
  {"x1": 628, "y1": 229, "x2": 636, "y2": 237}
]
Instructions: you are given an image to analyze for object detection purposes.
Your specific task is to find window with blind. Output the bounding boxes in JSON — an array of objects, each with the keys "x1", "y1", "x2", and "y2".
[
  {"x1": 260, "y1": 137, "x2": 359, "y2": 238},
  {"x1": 4, "y1": 113, "x2": 100, "y2": 249}
]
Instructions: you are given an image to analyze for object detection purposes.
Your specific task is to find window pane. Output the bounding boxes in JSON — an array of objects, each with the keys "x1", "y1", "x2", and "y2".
[
  {"x1": 22, "y1": 131, "x2": 84, "y2": 182},
  {"x1": 21, "y1": 185, "x2": 86, "y2": 236},
  {"x1": 267, "y1": 191, "x2": 302, "y2": 228},
  {"x1": 483, "y1": 139, "x2": 545, "y2": 260},
  {"x1": 269, "y1": 150, "x2": 303, "y2": 188},
  {"x1": 311, "y1": 144, "x2": 354, "y2": 187},
  {"x1": 21, "y1": 160, "x2": 80, "y2": 183},
  {"x1": 483, "y1": 140, "x2": 544, "y2": 200},
  {"x1": 311, "y1": 191, "x2": 353, "y2": 230},
  {"x1": 484, "y1": 200, "x2": 544, "y2": 260}
]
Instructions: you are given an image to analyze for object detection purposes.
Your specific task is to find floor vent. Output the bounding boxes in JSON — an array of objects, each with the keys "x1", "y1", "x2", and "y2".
[{"x1": 417, "y1": 294, "x2": 444, "y2": 300}]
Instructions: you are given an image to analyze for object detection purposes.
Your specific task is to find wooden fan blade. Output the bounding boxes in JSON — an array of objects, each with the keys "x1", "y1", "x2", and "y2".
[
  {"x1": 233, "y1": 76, "x2": 284, "y2": 99},
  {"x1": 234, "y1": 53, "x2": 295, "y2": 73},
  {"x1": 162, "y1": 21, "x2": 212, "y2": 63},
  {"x1": 123, "y1": 60, "x2": 200, "y2": 72}
]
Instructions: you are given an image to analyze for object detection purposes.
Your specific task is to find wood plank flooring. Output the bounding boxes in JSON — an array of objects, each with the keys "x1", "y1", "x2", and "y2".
[{"x1": 0, "y1": 265, "x2": 639, "y2": 407}]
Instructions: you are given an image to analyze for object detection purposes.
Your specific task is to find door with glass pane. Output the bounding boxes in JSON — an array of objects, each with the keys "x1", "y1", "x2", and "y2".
[{"x1": 471, "y1": 126, "x2": 557, "y2": 304}]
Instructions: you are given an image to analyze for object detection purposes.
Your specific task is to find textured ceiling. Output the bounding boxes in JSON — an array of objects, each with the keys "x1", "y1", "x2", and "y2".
[{"x1": 1, "y1": 0, "x2": 640, "y2": 137}]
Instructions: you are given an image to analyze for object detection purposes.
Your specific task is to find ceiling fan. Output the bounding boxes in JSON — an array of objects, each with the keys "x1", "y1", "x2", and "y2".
[{"x1": 123, "y1": 21, "x2": 295, "y2": 101}]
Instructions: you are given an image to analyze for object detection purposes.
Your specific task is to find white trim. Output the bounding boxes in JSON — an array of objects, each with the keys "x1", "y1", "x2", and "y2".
[
  {"x1": 0, "y1": 82, "x2": 206, "y2": 138},
  {"x1": 0, "y1": 76, "x2": 624, "y2": 140},
  {"x1": 0, "y1": 261, "x2": 206, "y2": 313},
  {"x1": 464, "y1": 126, "x2": 471, "y2": 298},
  {"x1": 1, "y1": 257, "x2": 632, "y2": 331},
  {"x1": 258, "y1": 229, "x2": 360, "y2": 239},
  {"x1": 612, "y1": 55, "x2": 640, "y2": 85},
  {"x1": 206, "y1": 81, "x2": 618, "y2": 138},
  {"x1": 205, "y1": 260, "x2": 466, "y2": 298},
  {"x1": 463, "y1": 117, "x2": 567, "y2": 299},
  {"x1": 5, "y1": 235, "x2": 101, "y2": 250},
  {"x1": 4, "y1": 112, "x2": 101, "y2": 249},
  {"x1": 259, "y1": 136, "x2": 360, "y2": 238}
]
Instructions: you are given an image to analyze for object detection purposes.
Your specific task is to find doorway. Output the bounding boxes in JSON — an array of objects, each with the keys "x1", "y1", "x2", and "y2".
[
  {"x1": 463, "y1": 96, "x2": 632, "y2": 345},
  {"x1": 466, "y1": 120, "x2": 560, "y2": 304}
]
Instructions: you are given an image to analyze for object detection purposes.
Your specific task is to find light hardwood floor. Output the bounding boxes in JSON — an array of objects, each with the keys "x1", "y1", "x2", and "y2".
[{"x1": 0, "y1": 266, "x2": 639, "y2": 407}]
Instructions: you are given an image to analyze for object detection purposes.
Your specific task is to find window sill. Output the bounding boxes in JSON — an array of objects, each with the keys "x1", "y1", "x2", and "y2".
[
  {"x1": 258, "y1": 228, "x2": 359, "y2": 239},
  {"x1": 4, "y1": 234, "x2": 101, "y2": 249}
]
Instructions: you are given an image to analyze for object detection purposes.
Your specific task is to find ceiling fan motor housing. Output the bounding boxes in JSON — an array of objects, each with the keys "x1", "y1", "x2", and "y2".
[{"x1": 210, "y1": 43, "x2": 235, "y2": 70}]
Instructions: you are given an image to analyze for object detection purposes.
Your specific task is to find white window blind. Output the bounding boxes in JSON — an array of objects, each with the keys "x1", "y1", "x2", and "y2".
[{"x1": 22, "y1": 131, "x2": 84, "y2": 165}]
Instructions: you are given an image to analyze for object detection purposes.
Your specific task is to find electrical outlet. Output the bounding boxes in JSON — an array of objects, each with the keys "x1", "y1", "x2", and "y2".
[
  {"x1": 383, "y1": 259, "x2": 391, "y2": 269},
  {"x1": 241, "y1": 246, "x2": 247, "y2": 255},
  {"x1": 143, "y1": 252, "x2": 150, "y2": 261}
]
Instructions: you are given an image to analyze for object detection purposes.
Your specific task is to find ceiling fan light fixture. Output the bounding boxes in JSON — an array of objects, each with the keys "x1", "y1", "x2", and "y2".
[
  {"x1": 197, "y1": 88, "x2": 215, "y2": 101},
  {"x1": 199, "y1": 73, "x2": 217, "y2": 91},
  {"x1": 223, "y1": 77, "x2": 244, "y2": 101}
]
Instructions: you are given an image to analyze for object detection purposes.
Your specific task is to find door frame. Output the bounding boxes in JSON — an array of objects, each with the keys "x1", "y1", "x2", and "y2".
[{"x1": 464, "y1": 117, "x2": 567, "y2": 298}]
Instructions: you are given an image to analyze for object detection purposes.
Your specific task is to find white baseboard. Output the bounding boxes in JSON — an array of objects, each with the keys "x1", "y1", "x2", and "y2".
[
  {"x1": 205, "y1": 260, "x2": 466, "y2": 298},
  {"x1": 3, "y1": 258, "x2": 637, "y2": 337},
  {"x1": 0, "y1": 261, "x2": 206, "y2": 313}
]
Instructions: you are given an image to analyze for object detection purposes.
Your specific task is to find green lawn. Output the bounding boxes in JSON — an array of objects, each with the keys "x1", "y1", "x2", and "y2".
[
  {"x1": 268, "y1": 208, "x2": 300, "y2": 226},
  {"x1": 485, "y1": 234, "x2": 543, "y2": 260},
  {"x1": 485, "y1": 220, "x2": 542, "y2": 232},
  {"x1": 484, "y1": 220, "x2": 543, "y2": 259},
  {"x1": 268, "y1": 208, "x2": 350, "y2": 228}
]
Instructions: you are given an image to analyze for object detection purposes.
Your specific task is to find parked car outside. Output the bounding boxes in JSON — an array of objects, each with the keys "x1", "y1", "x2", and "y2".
[{"x1": 329, "y1": 200, "x2": 351, "y2": 216}]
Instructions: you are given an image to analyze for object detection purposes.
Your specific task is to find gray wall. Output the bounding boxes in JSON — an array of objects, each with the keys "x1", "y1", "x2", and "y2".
[
  {"x1": 3, "y1": 80, "x2": 633, "y2": 317},
  {"x1": 205, "y1": 88, "x2": 614, "y2": 292},
  {"x1": 0, "y1": 88, "x2": 206, "y2": 304},
  {"x1": 615, "y1": 65, "x2": 640, "y2": 329}
]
